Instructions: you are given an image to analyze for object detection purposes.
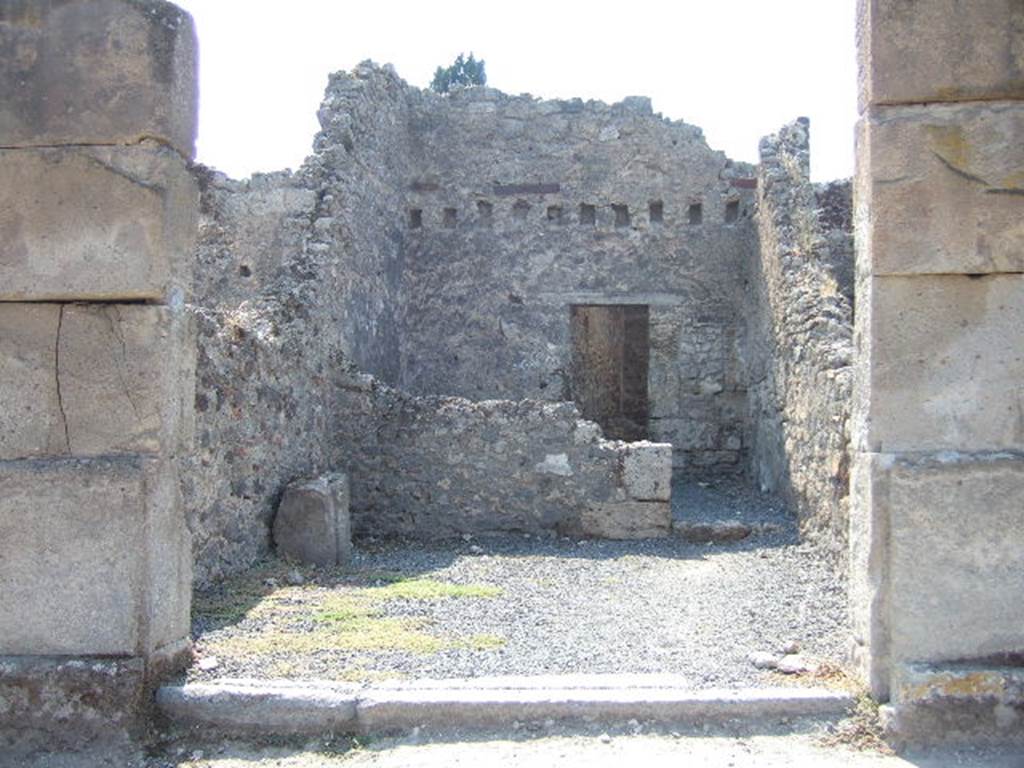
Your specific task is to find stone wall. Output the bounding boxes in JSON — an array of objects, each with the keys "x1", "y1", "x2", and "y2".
[
  {"x1": 397, "y1": 85, "x2": 758, "y2": 473},
  {"x1": 745, "y1": 119, "x2": 854, "y2": 557},
  {"x1": 0, "y1": 0, "x2": 198, "y2": 753},
  {"x1": 852, "y1": 0, "x2": 1024, "y2": 741},
  {"x1": 332, "y1": 374, "x2": 671, "y2": 539},
  {"x1": 183, "y1": 65, "x2": 752, "y2": 583}
]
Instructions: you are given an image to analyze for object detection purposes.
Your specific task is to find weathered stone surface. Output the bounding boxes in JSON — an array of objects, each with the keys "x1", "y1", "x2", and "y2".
[
  {"x1": 622, "y1": 442, "x2": 672, "y2": 501},
  {"x1": 0, "y1": 303, "x2": 65, "y2": 459},
  {"x1": 674, "y1": 520, "x2": 752, "y2": 544},
  {"x1": 143, "y1": 458, "x2": 193, "y2": 657},
  {"x1": 857, "y1": 103, "x2": 1024, "y2": 275},
  {"x1": 890, "y1": 662, "x2": 1024, "y2": 744},
  {"x1": 748, "y1": 119, "x2": 853, "y2": 552},
  {"x1": 0, "y1": 457, "x2": 148, "y2": 655},
  {"x1": 0, "y1": 656, "x2": 145, "y2": 757},
  {"x1": 883, "y1": 453, "x2": 1024, "y2": 665},
  {"x1": 0, "y1": 0, "x2": 198, "y2": 156},
  {"x1": 848, "y1": 451, "x2": 890, "y2": 700},
  {"x1": 579, "y1": 501, "x2": 670, "y2": 540},
  {"x1": 273, "y1": 473, "x2": 352, "y2": 567},
  {"x1": 0, "y1": 145, "x2": 198, "y2": 301},
  {"x1": 856, "y1": 274, "x2": 1024, "y2": 454},
  {"x1": 1, "y1": 303, "x2": 197, "y2": 460},
  {"x1": 0, "y1": 455, "x2": 191, "y2": 659},
  {"x1": 59, "y1": 303, "x2": 195, "y2": 457},
  {"x1": 857, "y1": 0, "x2": 1024, "y2": 109}
]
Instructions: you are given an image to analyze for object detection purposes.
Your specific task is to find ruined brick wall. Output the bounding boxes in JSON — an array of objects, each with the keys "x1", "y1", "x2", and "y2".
[
  {"x1": 746, "y1": 118, "x2": 854, "y2": 557},
  {"x1": 183, "y1": 64, "x2": 417, "y2": 584},
  {"x1": 332, "y1": 376, "x2": 670, "y2": 539},
  {"x1": 185, "y1": 65, "x2": 676, "y2": 583},
  {"x1": 398, "y1": 86, "x2": 758, "y2": 473}
]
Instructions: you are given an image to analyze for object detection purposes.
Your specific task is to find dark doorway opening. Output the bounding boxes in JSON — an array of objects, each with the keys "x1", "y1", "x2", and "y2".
[{"x1": 569, "y1": 304, "x2": 650, "y2": 441}]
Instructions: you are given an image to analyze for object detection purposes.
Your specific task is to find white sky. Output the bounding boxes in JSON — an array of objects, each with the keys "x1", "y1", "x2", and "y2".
[{"x1": 174, "y1": 0, "x2": 858, "y2": 183}]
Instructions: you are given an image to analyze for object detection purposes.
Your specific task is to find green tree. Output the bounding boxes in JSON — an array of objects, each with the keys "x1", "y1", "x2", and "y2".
[{"x1": 430, "y1": 52, "x2": 487, "y2": 94}]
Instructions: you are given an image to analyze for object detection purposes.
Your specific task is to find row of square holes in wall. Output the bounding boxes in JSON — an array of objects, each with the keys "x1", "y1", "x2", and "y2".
[{"x1": 408, "y1": 200, "x2": 741, "y2": 230}]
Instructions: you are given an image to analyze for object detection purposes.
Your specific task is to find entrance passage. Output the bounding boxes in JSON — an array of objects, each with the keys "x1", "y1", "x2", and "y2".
[{"x1": 569, "y1": 304, "x2": 650, "y2": 441}]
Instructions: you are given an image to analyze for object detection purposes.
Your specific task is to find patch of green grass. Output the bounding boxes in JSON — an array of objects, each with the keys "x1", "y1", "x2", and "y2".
[
  {"x1": 463, "y1": 633, "x2": 506, "y2": 650},
  {"x1": 364, "y1": 577, "x2": 502, "y2": 600}
]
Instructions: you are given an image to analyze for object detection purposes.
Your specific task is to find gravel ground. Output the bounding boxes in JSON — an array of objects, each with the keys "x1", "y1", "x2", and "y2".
[{"x1": 188, "y1": 481, "x2": 848, "y2": 687}]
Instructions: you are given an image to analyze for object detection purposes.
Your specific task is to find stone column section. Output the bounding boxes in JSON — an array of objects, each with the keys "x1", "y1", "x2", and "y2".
[
  {"x1": 0, "y1": 1, "x2": 198, "y2": 754},
  {"x1": 852, "y1": 0, "x2": 1024, "y2": 742}
]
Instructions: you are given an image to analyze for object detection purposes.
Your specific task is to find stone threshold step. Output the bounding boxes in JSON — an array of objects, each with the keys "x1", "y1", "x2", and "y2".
[{"x1": 156, "y1": 675, "x2": 854, "y2": 736}]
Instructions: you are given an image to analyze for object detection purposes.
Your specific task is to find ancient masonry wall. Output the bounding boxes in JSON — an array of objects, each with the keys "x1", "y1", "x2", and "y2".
[
  {"x1": 399, "y1": 86, "x2": 758, "y2": 473},
  {"x1": 185, "y1": 64, "x2": 854, "y2": 585},
  {"x1": 745, "y1": 119, "x2": 854, "y2": 558},
  {"x1": 851, "y1": 0, "x2": 1024, "y2": 741},
  {"x1": 0, "y1": 0, "x2": 198, "y2": 753},
  {"x1": 333, "y1": 374, "x2": 672, "y2": 540},
  {"x1": 185, "y1": 65, "x2": 671, "y2": 584}
]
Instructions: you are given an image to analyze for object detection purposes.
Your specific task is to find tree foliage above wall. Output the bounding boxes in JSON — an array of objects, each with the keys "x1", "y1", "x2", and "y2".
[{"x1": 430, "y1": 53, "x2": 487, "y2": 94}]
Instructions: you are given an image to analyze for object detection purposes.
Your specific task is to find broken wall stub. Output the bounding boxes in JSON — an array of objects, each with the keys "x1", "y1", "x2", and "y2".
[
  {"x1": 852, "y1": 0, "x2": 1024, "y2": 743},
  {"x1": 746, "y1": 119, "x2": 854, "y2": 559},
  {"x1": 0, "y1": 0, "x2": 198, "y2": 755},
  {"x1": 182, "y1": 66, "x2": 426, "y2": 584},
  {"x1": 334, "y1": 379, "x2": 671, "y2": 540}
]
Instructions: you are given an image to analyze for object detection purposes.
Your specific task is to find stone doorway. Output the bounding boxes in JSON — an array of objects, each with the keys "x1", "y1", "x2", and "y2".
[{"x1": 569, "y1": 304, "x2": 650, "y2": 441}]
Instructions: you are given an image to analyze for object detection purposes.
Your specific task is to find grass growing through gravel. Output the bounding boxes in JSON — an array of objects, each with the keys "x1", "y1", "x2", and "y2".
[{"x1": 192, "y1": 562, "x2": 505, "y2": 680}]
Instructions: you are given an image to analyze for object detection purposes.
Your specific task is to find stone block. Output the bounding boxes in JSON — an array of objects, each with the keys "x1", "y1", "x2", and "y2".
[
  {"x1": 0, "y1": 457, "x2": 150, "y2": 655},
  {"x1": 142, "y1": 458, "x2": 192, "y2": 657},
  {"x1": 579, "y1": 501, "x2": 670, "y2": 540},
  {"x1": 621, "y1": 441, "x2": 672, "y2": 501},
  {"x1": 0, "y1": 656, "x2": 145, "y2": 756},
  {"x1": 273, "y1": 473, "x2": 352, "y2": 567},
  {"x1": 0, "y1": 303, "x2": 65, "y2": 459},
  {"x1": 0, "y1": 145, "x2": 198, "y2": 301},
  {"x1": 59, "y1": 303, "x2": 195, "y2": 457},
  {"x1": 0, "y1": 0, "x2": 197, "y2": 156},
  {"x1": 856, "y1": 104, "x2": 1024, "y2": 275},
  {"x1": 848, "y1": 451, "x2": 892, "y2": 700},
  {"x1": 858, "y1": 0, "x2": 1024, "y2": 109},
  {"x1": 889, "y1": 662, "x2": 1024, "y2": 744},
  {"x1": 855, "y1": 274, "x2": 1024, "y2": 453},
  {"x1": 874, "y1": 453, "x2": 1024, "y2": 665},
  {"x1": 0, "y1": 303, "x2": 194, "y2": 460}
]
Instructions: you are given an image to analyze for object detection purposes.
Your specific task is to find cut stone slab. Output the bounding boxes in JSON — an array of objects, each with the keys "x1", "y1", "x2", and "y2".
[
  {"x1": 854, "y1": 274, "x2": 1024, "y2": 454},
  {"x1": 0, "y1": 145, "x2": 198, "y2": 301},
  {"x1": 0, "y1": 303, "x2": 195, "y2": 460},
  {"x1": 59, "y1": 303, "x2": 195, "y2": 457},
  {"x1": 858, "y1": 0, "x2": 1024, "y2": 110},
  {"x1": 155, "y1": 679, "x2": 358, "y2": 734},
  {"x1": 889, "y1": 661, "x2": 1024, "y2": 744},
  {"x1": 156, "y1": 676, "x2": 854, "y2": 737},
  {"x1": 0, "y1": 0, "x2": 198, "y2": 156},
  {"x1": 0, "y1": 457, "x2": 149, "y2": 655},
  {"x1": 856, "y1": 103, "x2": 1024, "y2": 276},
  {"x1": 579, "y1": 501, "x2": 670, "y2": 540},
  {"x1": 0, "y1": 656, "x2": 145, "y2": 757},
  {"x1": 0, "y1": 303, "x2": 65, "y2": 459},
  {"x1": 622, "y1": 441, "x2": 672, "y2": 501},
  {"x1": 0, "y1": 456, "x2": 191, "y2": 658},
  {"x1": 273, "y1": 472, "x2": 352, "y2": 567},
  {"x1": 881, "y1": 453, "x2": 1024, "y2": 665}
]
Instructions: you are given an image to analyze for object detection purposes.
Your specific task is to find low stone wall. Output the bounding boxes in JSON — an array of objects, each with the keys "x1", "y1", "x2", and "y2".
[
  {"x1": 333, "y1": 374, "x2": 671, "y2": 539},
  {"x1": 745, "y1": 119, "x2": 854, "y2": 559}
]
